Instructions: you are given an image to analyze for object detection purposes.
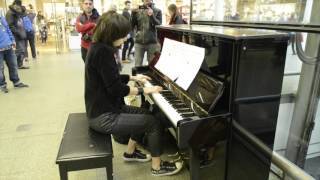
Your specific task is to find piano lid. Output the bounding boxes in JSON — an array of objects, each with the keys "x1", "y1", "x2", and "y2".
[{"x1": 157, "y1": 24, "x2": 289, "y2": 40}]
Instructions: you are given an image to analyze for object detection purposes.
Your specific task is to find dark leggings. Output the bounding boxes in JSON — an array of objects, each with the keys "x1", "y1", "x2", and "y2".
[
  {"x1": 81, "y1": 47, "x2": 88, "y2": 62},
  {"x1": 89, "y1": 105, "x2": 163, "y2": 157},
  {"x1": 122, "y1": 37, "x2": 134, "y2": 60}
]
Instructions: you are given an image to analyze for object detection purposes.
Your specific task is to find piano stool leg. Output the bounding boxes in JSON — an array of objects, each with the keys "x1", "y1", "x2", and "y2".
[
  {"x1": 189, "y1": 149, "x2": 200, "y2": 180},
  {"x1": 58, "y1": 165, "x2": 68, "y2": 180},
  {"x1": 106, "y1": 158, "x2": 113, "y2": 180}
]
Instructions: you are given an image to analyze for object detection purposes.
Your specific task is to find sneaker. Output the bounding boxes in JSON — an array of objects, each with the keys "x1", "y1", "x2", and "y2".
[
  {"x1": 151, "y1": 161, "x2": 183, "y2": 176},
  {"x1": 0, "y1": 86, "x2": 9, "y2": 93},
  {"x1": 14, "y1": 82, "x2": 29, "y2": 88},
  {"x1": 18, "y1": 66, "x2": 30, "y2": 69},
  {"x1": 123, "y1": 149, "x2": 151, "y2": 162}
]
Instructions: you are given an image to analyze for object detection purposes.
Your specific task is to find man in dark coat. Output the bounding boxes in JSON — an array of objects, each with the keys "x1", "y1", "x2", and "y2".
[
  {"x1": 121, "y1": 0, "x2": 134, "y2": 63},
  {"x1": 132, "y1": 0, "x2": 162, "y2": 66},
  {"x1": 6, "y1": 0, "x2": 29, "y2": 69}
]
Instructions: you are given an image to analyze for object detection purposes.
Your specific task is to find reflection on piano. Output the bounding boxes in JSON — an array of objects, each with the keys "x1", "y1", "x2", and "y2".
[{"x1": 133, "y1": 24, "x2": 289, "y2": 180}]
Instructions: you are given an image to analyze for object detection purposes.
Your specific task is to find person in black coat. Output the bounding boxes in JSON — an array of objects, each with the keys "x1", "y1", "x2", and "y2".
[
  {"x1": 121, "y1": 0, "x2": 134, "y2": 63},
  {"x1": 85, "y1": 11, "x2": 183, "y2": 176},
  {"x1": 6, "y1": 0, "x2": 28, "y2": 69}
]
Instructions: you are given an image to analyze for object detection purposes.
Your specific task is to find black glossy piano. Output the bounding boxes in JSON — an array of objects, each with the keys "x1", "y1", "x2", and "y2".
[{"x1": 133, "y1": 24, "x2": 289, "y2": 180}]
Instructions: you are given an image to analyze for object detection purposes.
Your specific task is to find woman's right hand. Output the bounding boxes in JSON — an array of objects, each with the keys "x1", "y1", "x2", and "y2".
[{"x1": 144, "y1": 86, "x2": 163, "y2": 94}]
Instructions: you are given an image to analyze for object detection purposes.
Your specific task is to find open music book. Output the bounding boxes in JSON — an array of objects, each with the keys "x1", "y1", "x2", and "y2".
[{"x1": 155, "y1": 38, "x2": 205, "y2": 90}]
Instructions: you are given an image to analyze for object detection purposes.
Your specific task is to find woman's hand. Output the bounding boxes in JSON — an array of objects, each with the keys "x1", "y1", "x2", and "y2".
[
  {"x1": 144, "y1": 86, "x2": 163, "y2": 94},
  {"x1": 132, "y1": 74, "x2": 151, "y2": 84}
]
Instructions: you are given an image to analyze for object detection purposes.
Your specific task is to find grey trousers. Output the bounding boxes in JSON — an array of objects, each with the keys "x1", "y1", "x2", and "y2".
[{"x1": 134, "y1": 43, "x2": 160, "y2": 67}]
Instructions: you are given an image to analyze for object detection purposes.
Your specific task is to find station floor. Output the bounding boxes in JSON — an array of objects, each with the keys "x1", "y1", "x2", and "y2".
[{"x1": 0, "y1": 50, "x2": 191, "y2": 180}]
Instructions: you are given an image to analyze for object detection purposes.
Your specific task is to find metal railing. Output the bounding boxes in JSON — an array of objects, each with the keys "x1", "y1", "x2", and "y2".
[{"x1": 233, "y1": 121, "x2": 315, "y2": 180}]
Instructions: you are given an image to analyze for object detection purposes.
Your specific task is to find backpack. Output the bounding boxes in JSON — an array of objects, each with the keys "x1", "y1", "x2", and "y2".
[{"x1": 22, "y1": 16, "x2": 33, "y2": 32}]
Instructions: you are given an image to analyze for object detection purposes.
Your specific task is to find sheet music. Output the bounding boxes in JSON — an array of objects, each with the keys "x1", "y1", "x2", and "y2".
[{"x1": 155, "y1": 38, "x2": 205, "y2": 90}]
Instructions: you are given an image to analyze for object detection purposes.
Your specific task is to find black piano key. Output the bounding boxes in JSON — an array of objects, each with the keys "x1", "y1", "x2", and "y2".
[
  {"x1": 172, "y1": 104, "x2": 189, "y2": 109},
  {"x1": 177, "y1": 109, "x2": 193, "y2": 113},
  {"x1": 181, "y1": 113, "x2": 196, "y2": 118}
]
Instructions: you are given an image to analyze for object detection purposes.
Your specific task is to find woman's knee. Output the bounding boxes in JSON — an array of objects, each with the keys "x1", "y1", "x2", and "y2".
[{"x1": 147, "y1": 116, "x2": 163, "y2": 133}]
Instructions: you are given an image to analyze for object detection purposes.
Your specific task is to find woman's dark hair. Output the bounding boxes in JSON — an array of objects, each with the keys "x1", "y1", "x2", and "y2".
[
  {"x1": 168, "y1": 4, "x2": 180, "y2": 24},
  {"x1": 92, "y1": 11, "x2": 131, "y2": 46}
]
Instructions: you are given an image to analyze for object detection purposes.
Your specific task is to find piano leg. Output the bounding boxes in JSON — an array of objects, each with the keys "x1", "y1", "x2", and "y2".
[{"x1": 189, "y1": 148, "x2": 200, "y2": 180}]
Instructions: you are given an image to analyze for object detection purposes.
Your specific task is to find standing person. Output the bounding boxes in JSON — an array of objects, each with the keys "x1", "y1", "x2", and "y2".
[
  {"x1": 24, "y1": 4, "x2": 37, "y2": 60},
  {"x1": 22, "y1": 6, "x2": 36, "y2": 61},
  {"x1": 76, "y1": 0, "x2": 100, "y2": 62},
  {"x1": 36, "y1": 10, "x2": 45, "y2": 27},
  {"x1": 0, "y1": 16, "x2": 29, "y2": 93},
  {"x1": 39, "y1": 25, "x2": 48, "y2": 44},
  {"x1": 167, "y1": 4, "x2": 185, "y2": 25},
  {"x1": 132, "y1": 0, "x2": 162, "y2": 67},
  {"x1": 85, "y1": 11, "x2": 183, "y2": 176},
  {"x1": 6, "y1": 0, "x2": 28, "y2": 69},
  {"x1": 122, "y1": 0, "x2": 134, "y2": 64},
  {"x1": 27, "y1": 4, "x2": 36, "y2": 23}
]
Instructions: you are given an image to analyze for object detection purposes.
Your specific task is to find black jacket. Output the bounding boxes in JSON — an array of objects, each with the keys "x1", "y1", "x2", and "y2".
[
  {"x1": 85, "y1": 42, "x2": 130, "y2": 118},
  {"x1": 6, "y1": 5, "x2": 26, "y2": 40},
  {"x1": 132, "y1": 3, "x2": 162, "y2": 44},
  {"x1": 122, "y1": 8, "x2": 133, "y2": 37},
  {"x1": 169, "y1": 15, "x2": 185, "y2": 25}
]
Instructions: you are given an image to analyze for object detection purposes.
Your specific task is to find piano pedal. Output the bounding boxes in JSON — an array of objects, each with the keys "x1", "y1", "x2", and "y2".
[
  {"x1": 167, "y1": 152, "x2": 179, "y2": 158},
  {"x1": 170, "y1": 155, "x2": 182, "y2": 163}
]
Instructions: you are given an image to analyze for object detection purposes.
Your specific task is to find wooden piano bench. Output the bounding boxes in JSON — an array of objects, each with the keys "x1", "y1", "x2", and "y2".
[{"x1": 56, "y1": 113, "x2": 113, "y2": 180}]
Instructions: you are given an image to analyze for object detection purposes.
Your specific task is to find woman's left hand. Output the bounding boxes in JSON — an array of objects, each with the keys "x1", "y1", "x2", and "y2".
[{"x1": 133, "y1": 74, "x2": 151, "y2": 84}]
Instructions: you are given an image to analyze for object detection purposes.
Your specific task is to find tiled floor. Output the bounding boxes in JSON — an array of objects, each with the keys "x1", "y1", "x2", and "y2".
[{"x1": 0, "y1": 50, "x2": 190, "y2": 180}]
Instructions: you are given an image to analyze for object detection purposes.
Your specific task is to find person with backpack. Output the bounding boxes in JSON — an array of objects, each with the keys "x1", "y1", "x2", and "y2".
[
  {"x1": 23, "y1": 5, "x2": 36, "y2": 60},
  {"x1": 167, "y1": 4, "x2": 186, "y2": 25},
  {"x1": 0, "y1": 15, "x2": 29, "y2": 93},
  {"x1": 6, "y1": 0, "x2": 28, "y2": 69},
  {"x1": 75, "y1": 0, "x2": 100, "y2": 62}
]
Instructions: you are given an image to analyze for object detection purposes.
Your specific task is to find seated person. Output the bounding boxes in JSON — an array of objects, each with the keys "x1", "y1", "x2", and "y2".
[{"x1": 84, "y1": 11, "x2": 183, "y2": 176}]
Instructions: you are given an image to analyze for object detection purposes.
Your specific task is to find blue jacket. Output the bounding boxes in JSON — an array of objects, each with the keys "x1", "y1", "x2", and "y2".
[
  {"x1": 22, "y1": 16, "x2": 33, "y2": 33},
  {"x1": 0, "y1": 16, "x2": 15, "y2": 49}
]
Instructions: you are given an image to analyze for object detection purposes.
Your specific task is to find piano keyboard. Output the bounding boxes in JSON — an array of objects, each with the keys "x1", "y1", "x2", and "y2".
[{"x1": 144, "y1": 81, "x2": 197, "y2": 127}]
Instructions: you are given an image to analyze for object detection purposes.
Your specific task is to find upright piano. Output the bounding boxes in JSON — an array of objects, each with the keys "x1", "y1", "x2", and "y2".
[{"x1": 133, "y1": 24, "x2": 289, "y2": 180}]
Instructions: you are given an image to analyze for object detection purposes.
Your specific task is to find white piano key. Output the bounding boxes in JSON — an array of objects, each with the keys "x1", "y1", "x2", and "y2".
[{"x1": 144, "y1": 81, "x2": 183, "y2": 127}]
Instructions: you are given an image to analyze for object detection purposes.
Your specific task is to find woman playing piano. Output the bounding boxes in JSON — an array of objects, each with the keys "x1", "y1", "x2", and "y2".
[{"x1": 84, "y1": 11, "x2": 183, "y2": 176}]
